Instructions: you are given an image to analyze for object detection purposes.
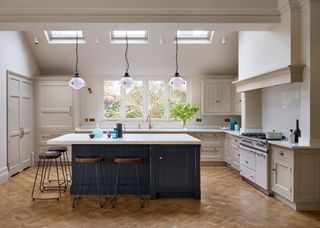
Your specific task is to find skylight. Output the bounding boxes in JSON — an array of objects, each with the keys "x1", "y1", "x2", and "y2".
[
  {"x1": 44, "y1": 30, "x2": 86, "y2": 44},
  {"x1": 176, "y1": 30, "x2": 214, "y2": 44},
  {"x1": 110, "y1": 30, "x2": 148, "y2": 44}
]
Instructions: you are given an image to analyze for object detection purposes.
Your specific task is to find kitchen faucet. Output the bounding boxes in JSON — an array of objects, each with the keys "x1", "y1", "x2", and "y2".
[{"x1": 146, "y1": 115, "x2": 152, "y2": 129}]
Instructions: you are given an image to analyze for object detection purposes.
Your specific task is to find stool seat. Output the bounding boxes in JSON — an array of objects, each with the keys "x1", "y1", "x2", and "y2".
[
  {"x1": 48, "y1": 146, "x2": 68, "y2": 152},
  {"x1": 76, "y1": 156, "x2": 104, "y2": 163},
  {"x1": 39, "y1": 151, "x2": 61, "y2": 159},
  {"x1": 113, "y1": 156, "x2": 143, "y2": 164}
]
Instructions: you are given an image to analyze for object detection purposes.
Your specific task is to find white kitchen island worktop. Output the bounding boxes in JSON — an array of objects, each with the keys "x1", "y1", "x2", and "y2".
[{"x1": 47, "y1": 133, "x2": 201, "y2": 145}]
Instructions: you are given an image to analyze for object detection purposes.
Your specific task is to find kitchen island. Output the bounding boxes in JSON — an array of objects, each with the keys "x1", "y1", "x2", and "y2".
[{"x1": 48, "y1": 133, "x2": 201, "y2": 199}]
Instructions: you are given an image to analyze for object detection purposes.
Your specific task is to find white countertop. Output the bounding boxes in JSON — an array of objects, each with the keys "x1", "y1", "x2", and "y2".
[
  {"x1": 268, "y1": 139, "x2": 320, "y2": 149},
  {"x1": 75, "y1": 127, "x2": 240, "y2": 134},
  {"x1": 47, "y1": 133, "x2": 201, "y2": 145}
]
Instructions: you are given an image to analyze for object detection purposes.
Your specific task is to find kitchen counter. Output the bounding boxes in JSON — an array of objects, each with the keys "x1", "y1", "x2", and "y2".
[
  {"x1": 75, "y1": 127, "x2": 241, "y2": 135},
  {"x1": 48, "y1": 133, "x2": 201, "y2": 200},
  {"x1": 48, "y1": 133, "x2": 201, "y2": 145},
  {"x1": 268, "y1": 139, "x2": 320, "y2": 149}
]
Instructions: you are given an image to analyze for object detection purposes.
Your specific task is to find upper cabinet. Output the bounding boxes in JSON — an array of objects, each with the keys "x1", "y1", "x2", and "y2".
[
  {"x1": 36, "y1": 79, "x2": 74, "y2": 130},
  {"x1": 201, "y1": 79, "x2": 241, "y2": 115}
]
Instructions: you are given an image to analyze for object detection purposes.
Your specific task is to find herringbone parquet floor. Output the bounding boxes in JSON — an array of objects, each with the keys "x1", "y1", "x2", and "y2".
[{"x1": 0, "y1": 166, "x2": 320, "y2": 228}]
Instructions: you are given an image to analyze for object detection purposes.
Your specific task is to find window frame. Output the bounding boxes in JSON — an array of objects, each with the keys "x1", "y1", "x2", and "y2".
[
  {"x1": 100, "y1": 77, "x2": 191, "y2": 123},
  {"x1": 44, "y1": 30, "x2": 86, "y2": 44},
  {"x1": 110, "y1": 30, "x2": 149, "y2": 44},
  {"x1": 176, "y1": 30, "x2": 214, "y2": 44}
]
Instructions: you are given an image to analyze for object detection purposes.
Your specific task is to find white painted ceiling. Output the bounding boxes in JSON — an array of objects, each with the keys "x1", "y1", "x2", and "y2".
[
  {"x1": 3, "y1": 0, "x2": 280, "y2": 77},
  {"x1": 24, "y1": 29, "x2": 238, "y2": 76}
]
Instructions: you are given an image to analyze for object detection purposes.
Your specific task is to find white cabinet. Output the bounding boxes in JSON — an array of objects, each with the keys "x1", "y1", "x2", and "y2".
[
  {"x1": 271, "y1": 146, "x2": 293, "y2": 201},
  {"x1": 193, "y1": 133, "x2": 224, "y2": 162},
  {"x1": 37, "y1": 80, "x2": 74, "y2": 130},
  {"x1": 201, "y1": 80, "x2": 232, "y2": 115},
  {"x1": 233, "y1": 86, "x2": 241, "y2": 114},
  {"x1": 224, "y1": 134, "x2": 240, "y2": 171}
]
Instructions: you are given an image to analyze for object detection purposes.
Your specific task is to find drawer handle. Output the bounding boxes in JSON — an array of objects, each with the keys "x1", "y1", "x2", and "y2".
[
  {"x1": 237, "y1": 153, "x2": 240, "y2": 156},
  {"x1": 250, "y1": 175, "x2": 254, "y2": 178},
  {"x1": 280, "y1": 152, "x2": 284, "y2": 156},
  {"x1": 159, "y1": 156, "x2": 163, "y2": 160},
  {"x1": 245, "y1": 160, "x2": 248, "y2": 164},
  {"x1": 272, "y1": 168, "x2": 277, "y2": 172}
]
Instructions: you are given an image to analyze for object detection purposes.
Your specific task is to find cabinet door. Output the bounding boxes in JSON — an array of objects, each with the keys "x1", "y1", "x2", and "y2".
[
  {"x1": 219, "y1": 84, "x2": 232, "y2": 113},
  {"x1": 156, "y1": 146, "x2": 194, "y2": 192},
  {"x1": 38, "y1": 81, "x2": 73, "y2": 130},
  {"x1": 233, "y1": 88, "x2": 241, "y2": 114},
  {"x1": 255, "y1": 153, "x2": 268, "y2": 189},
  {"x1": 203, "y1": 84, "x2": 220, "y2": 113},
  {"x1": 224, "y1": 136, "x2": 232, "y2": 164},
  {"x1": 231, "y1": 146, "x2": 240, "y2": 170},
  {"x1": 271, "y1": 157, "x2": 293, "y2": 201}
]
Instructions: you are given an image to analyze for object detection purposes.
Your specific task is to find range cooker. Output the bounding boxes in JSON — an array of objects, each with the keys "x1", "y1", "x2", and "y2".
[{"x1": 239, "y1": 133, "x2": 271, "y2": 195}]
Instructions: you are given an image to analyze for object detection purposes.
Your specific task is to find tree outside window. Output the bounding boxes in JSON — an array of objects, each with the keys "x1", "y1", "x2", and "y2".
[
  {"x1": 126, "y1": 81, "x2": 143, "y2": 118},
  {"x1": 104, "y1": 81, "x2": 121, "y2": 119},
  {"x1": 148, "y1": 81, "x2": 165, "y2": 119}
]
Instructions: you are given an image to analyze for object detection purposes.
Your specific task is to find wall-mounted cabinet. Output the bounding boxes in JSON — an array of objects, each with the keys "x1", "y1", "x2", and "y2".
[{"x1": 201, "y1": 79, "x2": 241, "y2": 115}]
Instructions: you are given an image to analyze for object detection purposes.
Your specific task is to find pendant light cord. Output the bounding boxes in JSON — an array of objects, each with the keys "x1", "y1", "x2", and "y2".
[
  {"x1": 125, "y1": 34, "x2": 129, "y2": 74},
  {"x1": 175, "y1": 35, "x2": 179, "y2": 74},
  {"x1": 75, "y1": 32, "x2": 79, "y2": 74}
]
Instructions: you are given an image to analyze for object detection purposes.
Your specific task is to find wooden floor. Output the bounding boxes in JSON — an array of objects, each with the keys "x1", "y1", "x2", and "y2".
[{"x1": 1, "y1": 166, "x2": 320, "y2": 228}]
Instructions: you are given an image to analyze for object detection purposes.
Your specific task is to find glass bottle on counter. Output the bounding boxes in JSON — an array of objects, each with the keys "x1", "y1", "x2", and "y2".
[{"x1": 294, "y1": 119, "x2": 301, "y2": 143}]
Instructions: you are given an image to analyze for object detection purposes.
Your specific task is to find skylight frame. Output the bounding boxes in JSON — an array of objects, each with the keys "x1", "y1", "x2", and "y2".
[
  {"x1": 176, "y1": 30, "x2": 214, "y2": 44},
  {"x1": 44, "y1": 30, "x2": 86, "y2": 44},
  {"x1": 110, "y1": 30, "x2": 149, "y2": 44}
]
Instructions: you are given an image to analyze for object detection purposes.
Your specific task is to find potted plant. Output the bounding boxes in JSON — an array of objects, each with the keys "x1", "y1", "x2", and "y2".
[{"x1": 170, "y1": 103, "x2": 200, "y2": 129}]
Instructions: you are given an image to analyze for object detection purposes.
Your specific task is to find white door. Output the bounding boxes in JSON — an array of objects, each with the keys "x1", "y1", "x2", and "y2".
[
  {"x1": 219, "y1": 84, "x2": 231, "y2": 113},
  {"x1": 7, "y1": 73, "x2": 32, "y2": 176},
  {"x1": 204, "y1": 84, "x2": 219, "y2": 113}
]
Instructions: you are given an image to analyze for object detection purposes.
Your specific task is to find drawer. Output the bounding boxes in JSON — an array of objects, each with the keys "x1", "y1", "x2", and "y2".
[
  {"x1": 240, "y1": 149, "x2": 256, "y2": 171},
  {"x1": 38, "y1": 131, "x2": 72, "y2": 145},
  {"x1": 201, "y1": 146, "x2": 223, "y2": 161},
  {"x1": 194, "y1": 133, "x2": 222, "y2": 143},
  {"x1": 231, "y1": 136, "x2": 240, "y2": 146},
  {"x1": 272, "y1": 146, "x2": 292, "y2": 162},
  {"x1": 240, "y1": 164, "x2": 256, "y2": 183}
]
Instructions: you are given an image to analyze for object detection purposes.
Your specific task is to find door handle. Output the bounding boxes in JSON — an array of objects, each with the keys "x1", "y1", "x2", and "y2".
[{"x1": 19, "y1": 127, "x2": 24, "y2": 138}]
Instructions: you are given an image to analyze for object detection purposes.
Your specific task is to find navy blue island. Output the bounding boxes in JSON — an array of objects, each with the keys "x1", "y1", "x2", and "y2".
[{"x1": 48, "y1": 133, "x2": 201, "y2": 199}]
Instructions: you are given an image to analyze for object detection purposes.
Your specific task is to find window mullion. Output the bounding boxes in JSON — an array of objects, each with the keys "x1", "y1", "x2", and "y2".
[
  {"x1": 164, "y1": 80, "x2": 170, "y2": 121},
  {"x1": 143, "y1": 80, "x2": 148, "y2": 120},
  {"x1": 121, "y1": 86, "x2": 126, "y2": 121}
]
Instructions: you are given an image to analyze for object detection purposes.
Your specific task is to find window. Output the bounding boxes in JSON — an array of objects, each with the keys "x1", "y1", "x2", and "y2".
[
  {"x1": 104, "y1": 81, "x2": 121, "y2": 119},
  {"x1": 44, "y1": 30, "x2": 86, "y2": 44},
  {"x1": 102, "y1": 79, "x2": 189, "y2": 121},
  {"x1": 110, "y1": 30, "x2": 148, "y2": 43},
  {"x1": 126, "y1": 81, "x2": 143, "y2": 119},
  {"x1": 148, "y1": 81, "x2": 165, "y2": 119},
  {"x1": 176, "y1": 30, "x2": 213, "y2": 44}
]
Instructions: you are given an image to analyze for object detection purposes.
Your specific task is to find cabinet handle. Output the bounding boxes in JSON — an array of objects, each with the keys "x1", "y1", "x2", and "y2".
[
  {"x1": 69, "y1": 106, "x2": 72, "y2": 116},
  {"x1": 272, "y1": 168, "x2": 277, "y2": 172},
  {"x1": 237, "y1": 153, "x2": 240, "y2": 156},
  {"x1": 245, "y1": 160, "x2": 248, "y2": 164},
  {"x1": 280, "y1": 152, "x2": 284, "y2": 156},
  {"x1": 159, "y1": 156, "x2": 163, "y2": 160}
]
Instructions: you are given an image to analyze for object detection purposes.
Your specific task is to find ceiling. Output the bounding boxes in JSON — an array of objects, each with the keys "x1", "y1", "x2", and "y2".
[
  {"x1": 2, "y1": 0, "x2": 281, "y2": 77},
  {"x1": 24, "y1": 30, "x2": 238, "y2": 76}
]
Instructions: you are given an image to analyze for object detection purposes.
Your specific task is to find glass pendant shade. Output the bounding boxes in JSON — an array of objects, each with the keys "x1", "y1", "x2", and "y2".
[
  {"x1": 120, "y1": 72, "x2": 135, "y2": 89},
  {"x1": 69, "y1": 73, "x2": 86, "y2": 90},
  {"x1": 169, "y1": 72, "x2": 186, "y2": 88}
]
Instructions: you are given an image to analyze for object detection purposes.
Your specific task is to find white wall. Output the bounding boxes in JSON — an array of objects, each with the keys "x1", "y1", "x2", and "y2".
[
  {"x1": 78, "y1": 74, "x2": 240, "y2": 129},
  {"x1": 238, "y1": 11, "x2": 291, "y2": 80},
  {"x1": 0, "y1": 32, "x2": 39, "y2": 183},
  {"x1": 261, "y1": 83, "x2": 300, "y2": 134}
]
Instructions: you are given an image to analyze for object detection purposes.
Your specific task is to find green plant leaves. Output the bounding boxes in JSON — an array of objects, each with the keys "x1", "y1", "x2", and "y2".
[{"x1": 170, "y1": 103, "x2": 199, "y2": 122}]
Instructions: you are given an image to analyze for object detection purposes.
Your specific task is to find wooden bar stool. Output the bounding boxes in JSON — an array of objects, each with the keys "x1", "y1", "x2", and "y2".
[
  {"x1": 72, "y1": 156, "x2": 107, "y2": 208},
  {"x1": 48, "y1": 146, "x2": 71, "y2": 183},
  {"x1": 111, "y1": 156, "x2": 145, "y2": 208},
  {"x1": 31, "y1": 151, "x2": 67, "y2": 201}
]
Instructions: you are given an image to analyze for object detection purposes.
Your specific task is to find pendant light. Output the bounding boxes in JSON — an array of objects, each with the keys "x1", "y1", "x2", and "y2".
[
  {"x1": 169, "y1": 35, "x2": 186, "y2": 88},
  {"x1": 120, "y1": 34, "x2": 135, "y2": 89},
  {"x1": 69, "y1": 32, "x2": 86, "y2": 90}
]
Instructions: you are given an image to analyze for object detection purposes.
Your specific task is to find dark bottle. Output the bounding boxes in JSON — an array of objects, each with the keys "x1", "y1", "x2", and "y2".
[{"x1": 294, "y1": 119, "x2": 301, "y2": 143}]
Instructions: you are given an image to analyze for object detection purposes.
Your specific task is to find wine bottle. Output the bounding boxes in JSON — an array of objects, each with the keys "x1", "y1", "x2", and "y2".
[{"x1": 294, "y1": 119, "x2": 301, "y2": 143}]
